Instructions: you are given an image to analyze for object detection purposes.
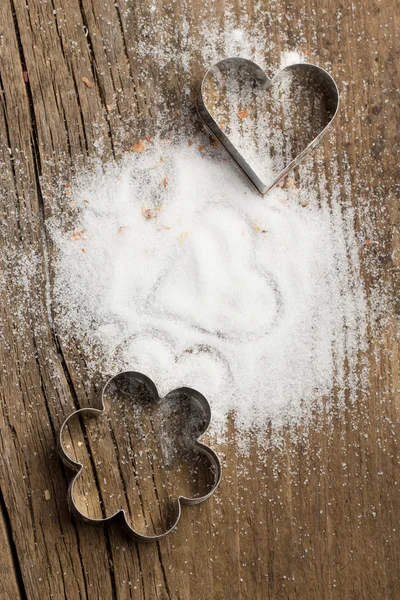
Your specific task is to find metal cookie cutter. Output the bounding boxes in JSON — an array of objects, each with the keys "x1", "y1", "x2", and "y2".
[
  {"x1": 58, "y1": 371, "x2": 222, "y2": 542},
  {"x1": 198, "y1": 57, "x2": 339, "y2": 195}
]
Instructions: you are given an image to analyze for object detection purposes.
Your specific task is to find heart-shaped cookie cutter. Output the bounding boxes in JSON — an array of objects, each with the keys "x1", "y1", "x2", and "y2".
[
  {"x1": 58, "y1": 371, "x2": 222, "y2": 542},
  {"x1": 197, "y1": 57, "x2": 339, "y2": 195}
]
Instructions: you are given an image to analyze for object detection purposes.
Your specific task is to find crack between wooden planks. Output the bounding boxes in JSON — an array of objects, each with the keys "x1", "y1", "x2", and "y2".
[
  {"x1": 104, "y1": 526, "x2": 118, "y2": 598},
  {"x1": 156, "y1": 541, "x2": 173, "y2": 600},
  {"x1": 78, "y1": 413, "x2": 118, "y2": 600},
  {"x1": 53, "y1": 467, "x2": 91, "y2": 600},
  {"x1": 118, "y1": 426, "x2": 146, "y2": 596},
  {"x1": 0, "y1": 486, "x2": 29, "y2": 600},
  {"x1": 54, "y1": 542, "x2": 72, "y2": 600},
  {"x1": 126, "y1": 427, "x2": 153, "y2": 526},
  {"x1": 144, "y1": 430, "x2": 174, "y2": 600},
  {"x1": 146, "y1": 412, "x2": 175, "y2": 599},
  {"x1": 113, "y1": 2, "x2": 142, "y2": 117},
  {"x1": 106, "y1": 419, "x2": 146, "y2": 596},
  {"x1": 107, "y1": 416, "x2": 135, "y2": 518},
  {"x1": 70, "y1": 70, "x2": 90, "y2": 155},
  {"x1": 129, "y1": 411, "x2": 173, "y2": 599},
  {"x1": 22, "y1": 458, "x2": 39, "y2": 549},
  {"x1": 37, "y1": 519, "x2": 65, "y2": 599},
  {"x1": 77, "y1": 0, "x2": 116, "y2": 159},
  {"x1": 146, "y1": 412, "x2": 167, "y2": 524},
  {"x1": 77, "y1": 414, "x2": 105, "y2": 513},
  {"x1": 49, "y1": 75, "x2": 74, "y2": 161},
  {"x1": 0, "y1": 71, "x2": 24, "y2": 244},
  {"x1": 48, "y1": 0, "x2": 68, "y2": 63},
  {"x1": 9, "y1": 0, "x2": 42, "y2": 174},
  {"x1": 59, "y1": 98, "x2": 73, "y2": 160}
]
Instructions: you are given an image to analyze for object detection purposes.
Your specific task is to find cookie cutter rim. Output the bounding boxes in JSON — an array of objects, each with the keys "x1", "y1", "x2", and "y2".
[
  {"x1": 197, "y1": 57, "x2": 340, "y2": 195},
  {"x1": 58, "y1": 370, "x2": 222, "y2": 542}
]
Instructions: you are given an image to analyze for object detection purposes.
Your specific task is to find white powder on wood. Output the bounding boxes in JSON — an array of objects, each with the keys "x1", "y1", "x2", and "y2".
[{"x1": 50, "y1": 138, "x2": 368, "y2": 440}]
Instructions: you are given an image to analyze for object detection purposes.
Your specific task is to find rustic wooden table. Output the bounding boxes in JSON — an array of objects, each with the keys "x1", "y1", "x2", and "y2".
[{"x1": 0, "y1": 0, "x2": 399, "y2": 598}]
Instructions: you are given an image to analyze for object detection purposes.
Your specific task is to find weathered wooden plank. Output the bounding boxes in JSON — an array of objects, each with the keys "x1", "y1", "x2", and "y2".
[
  {"x1": 0, "y1": 492, "x2": 26, "y2": 600},
  {"x1": 0, "y1": 0, "x2": 399, "y2": 598}
]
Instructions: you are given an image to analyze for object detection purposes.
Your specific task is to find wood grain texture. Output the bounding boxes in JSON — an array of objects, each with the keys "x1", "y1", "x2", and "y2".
[{"x1": 0, "y1": 0, "x2": 399, "y2": 598}]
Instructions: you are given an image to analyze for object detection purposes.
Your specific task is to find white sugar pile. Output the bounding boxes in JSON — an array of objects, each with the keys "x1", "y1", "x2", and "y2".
[{"x1": 50, "y1": 139, "x2": 368, "y2": 439}]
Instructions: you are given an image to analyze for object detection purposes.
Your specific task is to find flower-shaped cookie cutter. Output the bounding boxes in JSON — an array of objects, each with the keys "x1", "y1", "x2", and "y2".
[
  {"x1": 58, "y1": 371, "x2": 222, "y2": 542},
  {"x1": 198, "y1": 57, "x2": 339, "y2": 195}
]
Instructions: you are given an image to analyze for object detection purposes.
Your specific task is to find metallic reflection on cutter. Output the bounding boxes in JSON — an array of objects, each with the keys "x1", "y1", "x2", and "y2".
[
  {"x1": 197, "y1": 57, "x2": 339, "y2": 195},
  {"x1": 58, "y1": 371, "x2": 222, "y2": 542}
]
